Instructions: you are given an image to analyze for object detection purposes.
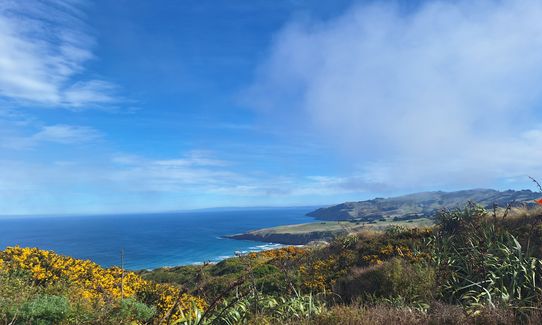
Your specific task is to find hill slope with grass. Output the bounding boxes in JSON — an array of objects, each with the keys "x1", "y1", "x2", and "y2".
[
  {"x1": 139, "y1": 203, "x2": 542, "y2": 324},
  {"x1": 225, "y1": 218, "x2": 434, "y2": 244},
  {"x1": 226, "y1": 188, "x2": 536, "y2": 245},
  {"x1": 307, "y1": 188, "x2": 540, "y2": 221}
]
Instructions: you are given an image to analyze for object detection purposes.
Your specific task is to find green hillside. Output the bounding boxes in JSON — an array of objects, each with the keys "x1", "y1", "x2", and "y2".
[
  {"x1": 307, "y1": 189, "x2": 540, "y2": 221},
  {"x1": 139, "y1": 203, "x2": 542, "y2": 324}
]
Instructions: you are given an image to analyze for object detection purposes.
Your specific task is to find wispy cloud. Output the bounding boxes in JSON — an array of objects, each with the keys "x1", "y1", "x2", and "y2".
[
  {"x1": 109, "y1": 151, "x2": 363, "y2": 197},
  {"x1": 33, "y1": 124, "x2": 102, "y2": 144},
  {"x1": 0, "y1": 146, "x2": 374, "y2": 214},
  {"x1": 0, "y1": 124, "x2": 102, "y2": 149},
  {"x1": 247, "y1": 0, "x2": 542, "y2": 189},
  {"x1": 0, "y1": 0, "x2": 118, "y2": 108},
  {"x1": 109, "y1": 151, "x2": 243, "y2": 192}
]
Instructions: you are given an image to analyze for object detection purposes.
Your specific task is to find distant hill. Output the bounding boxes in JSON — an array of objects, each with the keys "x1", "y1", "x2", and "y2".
[{"x1": 307, "y1": 189, "x2": 541, "y2": 221}]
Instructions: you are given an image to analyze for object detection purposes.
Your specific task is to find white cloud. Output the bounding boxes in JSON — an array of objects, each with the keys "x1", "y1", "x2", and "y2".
[
  {"x1": 247, "y1": 0, "x2": 542, "y2": 189},
  {"x1": 0, "y1": 124, "x2": 102, "y2": 149},
  {"x1": 0, "y1": 0, "x2": 117, "y2": 107},
  {"x1": 0, "y1": 147, "x2": 381, "y2": 214},
  {"x1": 62, "y1": 80, "x2": 118, "y2": 108},
  {"x1": 109, "y1": 152, "x2": 244, "y2": 192},
  {"x1": 33, "y1": 124, "x2": 102, "y2": 144}
]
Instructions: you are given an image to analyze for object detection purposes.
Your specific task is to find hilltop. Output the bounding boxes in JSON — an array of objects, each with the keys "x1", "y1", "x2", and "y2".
[
  {"x1": 226, "y1": 189, "x2": 539, "y2": 245},
  {"x1": 307, "y1": 188, "x2": 539, "y2": 221}
]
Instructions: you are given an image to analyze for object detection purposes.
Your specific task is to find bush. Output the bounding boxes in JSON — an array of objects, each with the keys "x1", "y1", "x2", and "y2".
[
  {"x1": 204, "y1": 292, "x2": 325, "y2": 324},
  {"x1": 0, "y1": 270, "x2": 36, "y2": 321},
  {"x1": 20, "y1": 295, "x2": 70, "y2": 324},
  {"x1": 116, "y1": 298, "x2": 155, "y2": 322},
  {"x1": 334, "y1": 258, "x2": 436, "y2": 303},
  {"x1": 252, "y1": 264, "x2": 285, "y2": 293},
  {"x1": 212, "y1": 258, "x2": 246, "y2": 276},
  {"x1": 433, "y1": 205, "x2": 542, "y2": 312}
]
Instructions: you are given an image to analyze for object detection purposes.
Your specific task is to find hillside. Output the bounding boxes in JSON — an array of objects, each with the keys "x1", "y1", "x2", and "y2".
[
  {"x1": 225, "y1": 218, "x2": 433, "y2": 245},
  {"x1": 307, "y1": 188, "x2": 539, "y2": 221},
  {"x1": 3, "y1": 204, "x2": 542, "y2": 324},
  {"x1": 225, "y1": 189, "x2": 538, "y2": 245},
  {"x1": 140, "y1": 204, "x2": 542, "y2": 324}
]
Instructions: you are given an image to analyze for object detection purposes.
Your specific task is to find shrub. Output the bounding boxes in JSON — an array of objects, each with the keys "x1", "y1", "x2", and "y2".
[
  {"x1": 252, "y1": 264, "x2": 285, "y2": 293},
  {"x1": 433, "y1": 205, "x2": 542, "y2": 312},
  {"x1": 0, "y1": 247, "x2": 206, "y2": 324},
  {"x1": 20, "y1": 294, "x2": 70, "y2": 325},
  {"x1": 0, "y1": 269, "x2": 36, "y2": 321},
  {"x1": 334, "y1": 258, "x2": 435, "y2": 304},
  {"x1": 202, "y1": 292, "x2": 325, "y2": 324},
  {"x1": 116, "y1": 298, "x2": 155, "y2": 322},
  {"x1": 212, "y1": 258, "x2": 246, "y2": 276}
]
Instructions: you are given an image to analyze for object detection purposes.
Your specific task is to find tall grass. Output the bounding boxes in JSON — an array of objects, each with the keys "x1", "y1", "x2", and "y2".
[{"x1": 431, "y1": 203, "x2": 542, "y2": 313}]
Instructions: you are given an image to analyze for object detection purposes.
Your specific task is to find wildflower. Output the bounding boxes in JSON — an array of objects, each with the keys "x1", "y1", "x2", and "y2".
[{"x1": 0, "y1": 246, "x2": 206, "y2": 322}]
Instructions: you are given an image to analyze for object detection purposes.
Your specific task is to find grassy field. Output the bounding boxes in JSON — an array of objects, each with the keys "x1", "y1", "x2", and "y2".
[{"x1": 227, "y1": 217, "x2": 434, "y2": 244}]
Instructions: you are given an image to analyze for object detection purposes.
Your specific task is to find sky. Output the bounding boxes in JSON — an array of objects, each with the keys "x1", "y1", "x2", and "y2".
[{"x1": 1, "y1": 0, "x2": 542, "y2": 215}]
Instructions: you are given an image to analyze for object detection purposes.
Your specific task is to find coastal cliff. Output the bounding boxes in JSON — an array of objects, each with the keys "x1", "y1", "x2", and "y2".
[
  {"x1": 224, "y1": 218, "x2": 433, "y2": 245},
  {"x1": 225, "y1": 189, "x2": 539, "y2": 245},
  {"x1": 224, "y1": 231, "x2": 336, "y2": 245}
]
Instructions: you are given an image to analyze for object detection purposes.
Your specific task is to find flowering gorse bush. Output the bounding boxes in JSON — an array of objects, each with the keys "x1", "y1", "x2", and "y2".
[
  {"x1": 247, "y1": 246, "x2": 307, "y2": 261},
  {"x1": 0, "y1": 246, "x2": 206, "y2": 322}
]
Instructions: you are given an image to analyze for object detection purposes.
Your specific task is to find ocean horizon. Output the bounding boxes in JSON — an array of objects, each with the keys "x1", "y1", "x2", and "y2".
[{"x1": 0, "y1": 207, "x2": 315, "y2": 270}]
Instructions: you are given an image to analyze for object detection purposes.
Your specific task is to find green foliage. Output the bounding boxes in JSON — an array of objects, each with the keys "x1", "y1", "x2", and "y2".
[
  {"x1": 379, "y1": 258, "x2": 435, "y2": 303},
  {"x1": 252, "y1": 264, "x2": 285, "y2": 293},
  {"x1": 20, "y1": 295, "x2": 70, "y2": 325},
  {"x1": 334, "y1": 258, "x2": 435, "y2": 304},
  {"x1": 0, "y1": 270, "x2": 35, "y2": 321},
  {"x1": 212, "y1": 258, "x2": 246, "y2": 276},
  {"x1": 140, "y1": 265, "x2": 201, "y2": 284},
  {"x1": 4, "y1": 203, "x2": 542, "y2": 324},
  {"x1": 432, "y1": 204, "x2": 542, "y2": 312},
  {"x1": 209, "y1": 292, "x2": 325, "y2": 324},
  {"x1": 340, "y1": 233, "x2": 359, "y2": 249},
  {"x1": 137, "y1": 204, "x2": 542, "y2": 323},
  {"x1": 116, "y1": 298, "x2": 155, "y2": 322}
]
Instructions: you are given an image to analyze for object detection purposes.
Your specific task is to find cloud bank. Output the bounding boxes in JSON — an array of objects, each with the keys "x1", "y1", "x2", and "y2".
[
  {"x1": 248, "y1": 0, "x2": 542, "y2": 188},
  {"x1": 0, "y1": 0, "x2": 117, "y2": 107}
]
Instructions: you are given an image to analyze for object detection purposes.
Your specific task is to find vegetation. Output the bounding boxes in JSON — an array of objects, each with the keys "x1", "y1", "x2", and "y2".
[
  {"x1": 308, "y1": 188, "x2": 540, "y2": 221},
  {"x1": 0, "y1": 247, "x2": 205, "y2": 324},
  {"x1": 141, "y1": 202, "x2": 542, "y2": 324},
  {"x1": 3, "y1": 200, "x2": 542, "y2": 323},
  {"x1": 225, "y1": 218, "x2": 433, "y2": 245}
]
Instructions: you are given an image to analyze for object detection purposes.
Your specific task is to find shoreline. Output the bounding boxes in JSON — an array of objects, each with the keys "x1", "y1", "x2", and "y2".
[{"x1": 223, "y1": 218, "x2": 434, "y2": 246}]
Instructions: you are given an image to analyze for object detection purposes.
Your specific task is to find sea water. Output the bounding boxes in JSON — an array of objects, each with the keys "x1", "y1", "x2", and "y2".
[{"x1": 0, "y1": 207, "x2": 315, "y2": 270}]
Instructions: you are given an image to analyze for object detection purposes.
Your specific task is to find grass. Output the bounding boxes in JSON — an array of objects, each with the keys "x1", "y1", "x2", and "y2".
[{"x1": 228, "y1": 217, "x2": 434, "y2": 244}]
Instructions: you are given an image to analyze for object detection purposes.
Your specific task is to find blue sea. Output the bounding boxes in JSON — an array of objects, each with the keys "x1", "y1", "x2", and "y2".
[{"x1": 0, "y1": 207, "x2": 314, "y2": 270}]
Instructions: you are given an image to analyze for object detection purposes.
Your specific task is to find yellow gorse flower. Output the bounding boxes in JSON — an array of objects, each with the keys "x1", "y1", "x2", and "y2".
[{"x1": 0, "y1": 246, "x2": 206, "y2": 321}]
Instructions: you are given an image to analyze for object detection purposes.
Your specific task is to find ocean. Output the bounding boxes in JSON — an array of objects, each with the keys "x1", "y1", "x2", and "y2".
[{"x1": 0, "y1": 207, "x2": 315, "y2": 270}]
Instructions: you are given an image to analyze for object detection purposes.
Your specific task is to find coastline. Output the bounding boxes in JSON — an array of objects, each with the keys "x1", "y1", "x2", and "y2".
[{"x1": 223, "y1": 218, "x2": 434, "y2": 246}]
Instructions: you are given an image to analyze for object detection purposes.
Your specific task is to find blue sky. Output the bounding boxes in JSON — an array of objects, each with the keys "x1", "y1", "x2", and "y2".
[{"x1": 1, "y1": 0, "x2": 541, "y2": 215}]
